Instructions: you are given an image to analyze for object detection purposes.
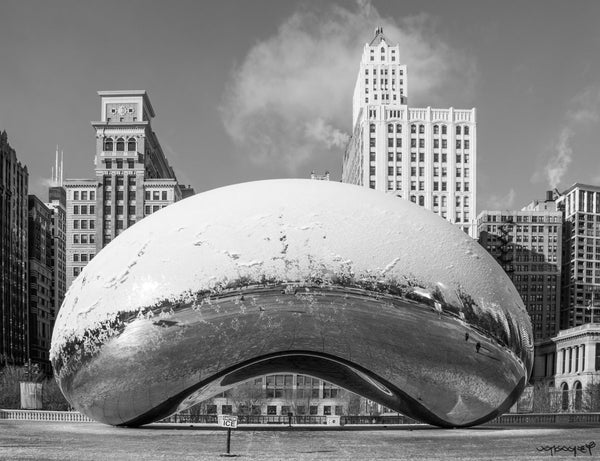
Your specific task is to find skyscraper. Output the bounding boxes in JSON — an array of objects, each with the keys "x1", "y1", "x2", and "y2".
[
  {"x1": 0, "y1": 131, "x2": 29, "y2": 366},
  {"x1": 27, "y1": 194, "x2": 54, "y2": 373},
  {"x1": 555, "y1": 183, "x2": 600, "y2": 328},
  {"x1": 476, "y1": 193, "x2": 562, "y2": 342},
  {"x1": 65, "y1": 91, "x2": 194, "y2": 289},
  {"x1": 342, "y1": 28, "x2": 477, "y2": 236}
]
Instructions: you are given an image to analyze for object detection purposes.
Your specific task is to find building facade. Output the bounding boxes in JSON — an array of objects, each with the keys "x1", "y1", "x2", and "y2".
[
  {"x1": 476, "y1": 194, "x2": 562, "y2": 342},
  {"x1": 65, "y1": 91, "x2": 193, "y2": 289},
  {"x1": 27, "y1": 195, "x2": 54, "y2": 373},
  {"x1": 549, "y1": 324, "x2": 600, "y2": 411},
  {"x1": 0, "y1": 131, "x2": 29, "y2": 366},
  {"x1": 205, "y1": 373, "x2": 349, "y2": 417},
  {"x1": 46, "y1": 185, "x2": 67, "y2": 319},
  {"x1": 342, "y1": 28, "x2": 477, "y2": 236},
  {"x1": 555, "y1": 184, "x2": 600, "y2": 329}
]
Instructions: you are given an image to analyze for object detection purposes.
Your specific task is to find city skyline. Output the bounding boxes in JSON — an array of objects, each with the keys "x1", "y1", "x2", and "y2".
[{"x1": 1, "y1": 0, "x2": 600, "y2": 210}]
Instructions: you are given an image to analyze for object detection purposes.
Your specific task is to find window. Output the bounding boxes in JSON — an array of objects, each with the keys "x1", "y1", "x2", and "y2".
[
  {"x1": 267, "y1": 406, "x2": 277, "y2": 415},
  {"x1": 73, "y1": 205, "x2": 79, "y2": 214},
  {"x1": 104, "y1": 138, "x2": 113, "y2": 151},
  {"x1": 411, "y1": 124, "x2": 416, "y2": 134},
  {"x1": 81, "y1": 234, "x2": 88, "y2": 244},
  {"x1": 81, "y1": 205, "x2": 88, "y2": 214},
  {"x1": 73, "y1": 267, "x2": 80, "y2": 277},
  {"x1": 222, "y1": 405, "x2": 233, "y2": 415},
  {"x1": 73, "y1": 220, "x2": 79, "y2": 229},
  {"x1": 419, "y1": 139, "x2": 425, "y2": 148},
  {"x1": 90, "y1": 205, "x2": 95, "y2": 214},
  {"x1": 116, "y1": 138, "x2": 125, "y2": 151},
  {"x1": 153, "y1": 191, "x2": 160, "y2": 200},
  {"x1": 464, "y1": 126, "x2": 470, "y2": 135},
  {"x1": 309, "y1": 406, "x2": 318, "y2": 415},
  {"x1": 396, "y1": 124, "x2": 401, "y2": 133},
  {"x1": 434, "y1": 139, "x2": 439, "y2": 148},
  {"x1": 73, "y1": 234, "x2": 79, "y2": 244},
  {"x1": 433, "y1": 125, "x2": 439, "y2": 135},
  {"x1": 441, "y1": 125, "x2": 447, "y2": 135},
  {"x1": 81, "y1": 191, "x2": 88, "y2": 201},
  {"x1": 81, "y1": 220, "x2": 88, "y2": 230},
  {"x1": 419, "y1": 196, "x2": 424, "y2": 206},
  {"x1": 419, "y1": 124, "x2": 425, "y2": 134},
  {"x1": 81, "y1": 254, "x2": 88, "y2": 263},
  {"x1": 90, "y1": 234, "x2": 95, "y2": 244},
  {"x1": 323, "y1": 406, "x2": 332, "y2": 415},
  {"x1": 90, "y1": 191, "x2": 95, "y2": 200},
  {"x1": 456, "y1": 126, "x2": 462, "y2": 135},
  {"x1": 127, "y1": 138, "x2": 136, "y2": 151},
  {"x1": 73, "y1": 254, "x2": 79, "y2": 262}
]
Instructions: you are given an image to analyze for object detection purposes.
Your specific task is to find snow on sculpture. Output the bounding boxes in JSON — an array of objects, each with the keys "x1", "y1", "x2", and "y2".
[{"x1": 50, "y1": 179, "x2": 533, "y2": 427}]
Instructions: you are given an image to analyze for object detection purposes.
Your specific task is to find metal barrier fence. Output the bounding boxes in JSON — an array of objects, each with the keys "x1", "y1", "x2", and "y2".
[
  {"x1": 2, "y1": 410, "x2": 599, "y2": 425},
  {"x1": 0, "y1": 409, "x2": 93, "y2": 422}
]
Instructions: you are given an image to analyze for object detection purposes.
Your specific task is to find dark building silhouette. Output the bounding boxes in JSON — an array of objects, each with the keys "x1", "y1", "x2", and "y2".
[{"x1": 0, "y1": 131, "x2": 29, "y2": 365}]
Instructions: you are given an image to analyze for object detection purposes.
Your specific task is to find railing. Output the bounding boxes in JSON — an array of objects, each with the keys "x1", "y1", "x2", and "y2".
[
  {"x1": 487, "y1": 413, "x2": 600, "y2": 425},
  {"x1": 0, "y1": 409, "x2": 93, "y2": 422},
  {"x1": 3, "y1": 410, "x2": 599, "y2": 426}
]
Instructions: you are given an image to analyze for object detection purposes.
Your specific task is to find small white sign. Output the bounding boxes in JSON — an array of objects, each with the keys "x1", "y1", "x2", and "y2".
[{"x1": 217, "y1": 415, "x2": 238, "y2": 429}]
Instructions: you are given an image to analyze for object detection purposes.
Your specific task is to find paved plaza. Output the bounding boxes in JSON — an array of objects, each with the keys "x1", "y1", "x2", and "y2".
[{"x1": 0, "y1": 421, "x2": 599, "y2": 460}]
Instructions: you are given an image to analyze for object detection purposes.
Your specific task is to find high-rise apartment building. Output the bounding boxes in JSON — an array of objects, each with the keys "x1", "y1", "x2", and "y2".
[
  {"x1": 65, "y1": 91, "x2": 194, "y2": 289},
  {"x1": 0, "y1": 131, "x2": 29, "y2": 365},
  {"x1": 27, "y1": 195, "x2": 54, "y2": 373},
  {"x1": 555, "y1": 184, "x2": 600, "y2": 329},
  {"x1": 342, "y1": 28, "x2": 477, "y2": 236},
  {"x1": 476, "y1": 193, "x2": 562, "y2": 342},
  {"x1": 46, "y1": 183, "x2": 67, "y2": 318}
]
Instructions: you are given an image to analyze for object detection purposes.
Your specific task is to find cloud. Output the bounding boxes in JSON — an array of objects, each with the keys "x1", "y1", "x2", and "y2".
[
  {"x1": 545, "y1": 128, "x2": 573, "y2": 190},
  {"x1": 220, "y1": 0, "x2": 476, "y2": 173},
  {"x1": 485, "y1": 188, "x2": 516, "y2": 210},
  {"x1": 539, "y1": 85, "x2": 600, "y2": 189}
]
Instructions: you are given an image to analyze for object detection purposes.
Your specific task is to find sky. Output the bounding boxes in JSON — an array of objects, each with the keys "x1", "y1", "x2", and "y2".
[{"x1": 1, "y1": 0, "x2": 600, "y2": 212}]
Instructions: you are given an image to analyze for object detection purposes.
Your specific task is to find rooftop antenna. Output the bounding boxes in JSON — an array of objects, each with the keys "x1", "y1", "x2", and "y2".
[{"x1": 60, "y1": 150, "x2": 64, "y2": 186}]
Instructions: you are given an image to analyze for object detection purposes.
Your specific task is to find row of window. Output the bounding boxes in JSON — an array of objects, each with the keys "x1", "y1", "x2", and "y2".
[
  {"x1": 364, "y1": 66, "x2": 403, "y2": 75},
  {"x1": 72, "y1": 253, "x2": 95, "y2": 263},
  {"x1": 103, "y1": 138, "x2": 136, "y2": 152},
  {"x1": 212, "y1": 405, "x2": 343, "y2": 416},
  {"x1": 145, "y1": 190, "x2": 169, "y2": 201},
  {"x1": 484, "y1": 215, "x2": 561, "y2": 223},
  {"x1": 105, "y1": 159, "x2": 136, "y2": 169},
  {"x1": 72, "y1": 233, "x2": 95, "y2": 244},
  {"x1": 371, "y1": 124, "x2": 471, "y2": 135},
  {"x1": 72, "y1": 205, "x2": 95, "y2": 215},
  {"x1": 73, "y1": 219, "x2": 95, "y2": 230},
  {"x1": 72, "y1": 191, "x2": 95, "y2": 201}
]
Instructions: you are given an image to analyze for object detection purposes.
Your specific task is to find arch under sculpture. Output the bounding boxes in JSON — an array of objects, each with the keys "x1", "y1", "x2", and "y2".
[{"x1": 50, "y1": 180, "x2": 533, "y2": 427}]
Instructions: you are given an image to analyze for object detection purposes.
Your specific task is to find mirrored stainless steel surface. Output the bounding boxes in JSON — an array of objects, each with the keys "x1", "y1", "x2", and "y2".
[{"x1": 51, "y1": 180, "x2": 533, "y2": 427}]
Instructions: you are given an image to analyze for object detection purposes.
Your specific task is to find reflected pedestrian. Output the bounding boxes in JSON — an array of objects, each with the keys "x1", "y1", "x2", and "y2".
[{"x1": 475, "y1": 342, "x2": 481, "y2": 353}]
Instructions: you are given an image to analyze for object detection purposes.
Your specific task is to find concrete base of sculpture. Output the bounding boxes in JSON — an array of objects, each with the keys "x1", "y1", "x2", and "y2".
[{"x1": 50, "y1": 180, "x2": 533, "y2": 427}]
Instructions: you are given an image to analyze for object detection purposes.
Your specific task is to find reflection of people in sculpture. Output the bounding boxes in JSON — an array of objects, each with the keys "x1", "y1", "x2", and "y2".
[{"x1": 475, "y1": 342, "x2": 481, "y2": 353}]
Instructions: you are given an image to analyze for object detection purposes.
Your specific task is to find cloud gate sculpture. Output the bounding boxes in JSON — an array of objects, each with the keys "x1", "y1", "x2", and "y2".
[{"x1": 51, "y1": 179, "x2": 533, "y2": 428}]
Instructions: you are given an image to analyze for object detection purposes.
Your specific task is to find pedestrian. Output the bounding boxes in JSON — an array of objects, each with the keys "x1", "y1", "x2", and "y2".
[{"x1": 475, "y1": 342, "x2": 481, "y2": 353}]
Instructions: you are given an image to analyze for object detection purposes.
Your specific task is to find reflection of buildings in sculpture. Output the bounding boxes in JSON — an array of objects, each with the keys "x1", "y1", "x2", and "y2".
[
  {"x1": 65, "y1": 91, "x2": 194, "y2": 290},
  {"x1": 0, "y1": 131, "x2": 29, "y2": 366},
  {"x1": 476, "y1": 193, "x2": 563, "y2": 342},
  {"x1": 206, "y1": 374, "x2": 347, "y2": 417},
  {"x1": 342, "y1": 27, "x2": 477, "y2": 236},
  {"x1": 310, "y1": 171, "x2": 330, "y2": 181},
  {"x1": 27, "y1": 195, "x2": 55, "y2": 373},
  {"x1": 555, "y1": 184, "x2": 600, "y2": 329}
]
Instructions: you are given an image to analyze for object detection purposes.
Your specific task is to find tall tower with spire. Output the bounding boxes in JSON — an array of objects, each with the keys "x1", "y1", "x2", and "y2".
[{"x1": 343, "y1": 28, "x2": 477, "y2": 237}]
